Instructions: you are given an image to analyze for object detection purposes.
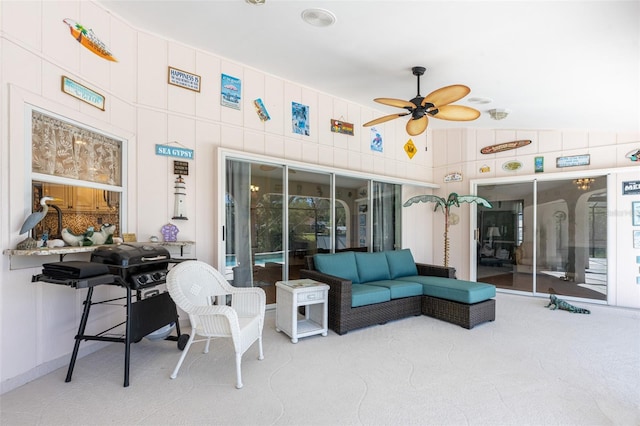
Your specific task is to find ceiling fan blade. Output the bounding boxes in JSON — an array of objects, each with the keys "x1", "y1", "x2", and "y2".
[
  {"x1": 374, "y1": 98, "x2": 416, "y2": 109},
  {"x1": 406, "y1": 116, "x2": 428, "y2": 136},
  {"x1": 433, "y1": 105, "x2": 481, "y2": 121},
  {"x1": 422, "y1": 85, "x2": 471, "y2": 107},
  {"x1": 363, "y1": 112, "x2": 409, "y2": 127}
]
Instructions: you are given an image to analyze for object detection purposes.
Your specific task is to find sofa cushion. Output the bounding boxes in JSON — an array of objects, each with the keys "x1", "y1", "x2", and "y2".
[
  {"x1": 351, "y1": 284, "x2": 391, "y2": 307},
  {"x1": 398, "y1": 275, "x2": 496, "y2": 304},
  {"x1": 355, "y1": 252, "x2": 390, "y2": 283},
  {"x1": 366, "y1": 279, "x2": 423, "y2": 299},
  {"x1": 313, "y1": 251, "x2": 360, "y2": 283},
  {"x1": 385, "y1": 249, "x2": 418, "y2": 278}
]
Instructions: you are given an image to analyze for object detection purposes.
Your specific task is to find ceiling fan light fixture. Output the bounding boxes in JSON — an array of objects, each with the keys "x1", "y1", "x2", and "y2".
[
  {"x1": 489, "y1": 108, "x2": 510, "y2": 120},
  {"x1": 301, "y1": 8, "x2": 337, "y2": 27}
]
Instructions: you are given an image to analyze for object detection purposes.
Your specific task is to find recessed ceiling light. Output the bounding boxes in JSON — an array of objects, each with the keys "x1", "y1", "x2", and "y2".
[
  {"x1": 301, "y1": 8, "x2": 337, "y2": 27},
  {"x1": 467, "y1": 97, "x2": 493, "y2": 104}
]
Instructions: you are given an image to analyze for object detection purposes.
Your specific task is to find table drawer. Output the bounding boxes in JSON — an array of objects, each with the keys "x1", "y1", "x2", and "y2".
[{"x1": 297, "y1": 290, "x2": 324, "y2": 303}]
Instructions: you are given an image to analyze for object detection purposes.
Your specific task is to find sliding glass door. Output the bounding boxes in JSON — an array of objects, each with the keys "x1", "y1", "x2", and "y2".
[{"x1": 476, "y1": 176, "x2": 607, "y2": 301}]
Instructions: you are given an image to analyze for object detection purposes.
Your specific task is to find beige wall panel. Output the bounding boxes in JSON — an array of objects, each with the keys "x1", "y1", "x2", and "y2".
[
  {"x1": 1, "y1": 41, "x2": 42, "y2": 94},
  {"x1": 108, "y1": 14, "x2": 137, "y2": 103},
  {"x1": 43, "y1": 1, "x2": 79, "y2": 72},
  {"x1": 264, "y1": 75, "x2": 284, "y2": 136},
  {"x1": 431, "y1": 129, "x2": 447, "y2": 167},
  {"x1": 317, "y1": 93, "x2": 333, "y2": 147},
  {"x1": 265, "y1": 134, "x2": 285, "y2": 159},
  {"x1": 301, "y1": 87, "x2": 318, "y2": 144},
  {"x1": 360, "y1": 153, "x2": 373, "y2": 174},
  {"x1": 195, "y1": 51, "x2": 221, "y2": 121},
  {"x1": 589, "y1": 131, "x2": 616, "y2": 147},
  {"x1": 301, "y1": 141, "x2": 319, "y2": 165},
  {"x1": 515, "y1": 130, "x2": 537, "y2": 155},
  {"x1": 167, "y1": 42, "x2": 197, "y2": 116},
  {"x1": 372, "y1": 155, "x2": 386, "y2": 176},
  {"x1": 243, "y1": 131, "x2": 266, "y2": 155},
  {"x1": 588, "y1": 145, "x2": 617, "y2": 169},
  {"x1": 220, "y1": 125, "x2": 243, "y2": 151},
  {"x1": 616, "y1": 143, "x2": 640, "y2": 167},
  {"x1": 194, "y1": 121, "x2": 220, "y2": 263},
  {"x1": 538, "y1": 130, "x2": 562, "y2": 153},
  {"x1": 347, "y1": 150, "x2": 361, "y2": 173},
  {"x1": 242, "y1": 68, "x2": 265, "y2": 132},
  {"x1": 562, "y1": 130, "x2": 588, "y2": 151},
  {"x1": 136, "y1": 109, "x2": 169, "y2": 240},
  {"x1": 2, "y1": 269, "x2": 38, "y2": 377},
  {"x1": 317, "y1": 145, "x2": 334, "y2": 168},
  {"x1": 1, "y1": 1, "x2": 41, "y2": 49},
  {"x1": 283, "y1": 82, "x2": 302, "y2": 141},
  {"x1": 445, "y1": 129, "x2": 463, "y2": 165},
  {"x1": 109, "y1": 97, "x2": 136, "y2": 134},
  {"x1": 77, "y1": 1, "x2": 111, "y2": 87},
  {"x1": 282, "y1": 136, "x2": 303, "y2": 162},
  {"x1": 333, "y1": 148, "x2": 349, "y2": 170},
  {"x1": 137, "y1": 33, "x2": 167, "y2": 108}
]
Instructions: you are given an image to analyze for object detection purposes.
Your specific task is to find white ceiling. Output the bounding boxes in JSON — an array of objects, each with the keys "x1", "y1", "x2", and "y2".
[{"x1": 97, "y1": 0, "x2": 639, "y2": 133}]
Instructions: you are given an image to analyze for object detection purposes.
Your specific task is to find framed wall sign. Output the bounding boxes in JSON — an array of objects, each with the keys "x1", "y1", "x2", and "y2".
[
  {"x1": 623, "y1": 181, "x2": 640, "y2": 196},
  {"x1": 61, "y1": 76, "x2": 105, "y2": 110},
  {"x1": 168, "y1": 67, "x2": 201, "y2": 92},
  {"x1": 633, "y1": 202, "x2": 640, "y2": 226},
  {"x1": 556, "y1": 154, "x2": 590, "y2": 168},
  {"x1": 221, "y1": 74, "x2": 241, "y2": 109}
]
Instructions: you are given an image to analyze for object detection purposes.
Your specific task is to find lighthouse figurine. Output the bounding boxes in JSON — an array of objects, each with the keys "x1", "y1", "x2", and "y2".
[{"x1": 172, "y1": 175, "x2": 188, "y2": 220}]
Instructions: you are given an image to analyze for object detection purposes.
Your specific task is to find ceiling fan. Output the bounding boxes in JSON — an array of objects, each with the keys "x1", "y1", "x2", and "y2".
[{"x1": 363, "y1": 66, "x2": 481, "y2": 136}]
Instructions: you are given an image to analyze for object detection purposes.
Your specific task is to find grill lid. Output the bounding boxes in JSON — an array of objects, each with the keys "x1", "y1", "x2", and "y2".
[{"x1": 90, "y1": 244, "x2": 170, "y2": 267}]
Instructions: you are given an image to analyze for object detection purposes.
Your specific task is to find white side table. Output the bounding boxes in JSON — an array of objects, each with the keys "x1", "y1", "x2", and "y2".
[{"x1": 275, "y1": 279, "x2": 329, "y2": 343}]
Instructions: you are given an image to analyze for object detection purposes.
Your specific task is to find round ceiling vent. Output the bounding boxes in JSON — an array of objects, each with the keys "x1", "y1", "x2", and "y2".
[{"x1": 301, "y1": 8, "x2": 337, "y2": 27}]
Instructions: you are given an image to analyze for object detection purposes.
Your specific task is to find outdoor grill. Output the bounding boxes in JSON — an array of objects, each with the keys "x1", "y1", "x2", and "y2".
[
  {"x1": 90, "y1": 243, "x2": 170, "y2": 289},
  {"x1": 34, "y1": 243, "x2": 187, "y2": 387}
]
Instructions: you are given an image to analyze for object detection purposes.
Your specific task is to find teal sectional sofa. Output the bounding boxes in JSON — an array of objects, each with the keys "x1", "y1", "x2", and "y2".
[{"x1": 300, "y1": 249, "x2": 495, "y2": 334}]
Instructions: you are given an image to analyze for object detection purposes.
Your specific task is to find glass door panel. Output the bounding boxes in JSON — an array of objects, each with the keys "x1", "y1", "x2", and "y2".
[
  {"x1": 288, "y1": 169, "x2": 332, "y2": 280},
  {"x1": 225, "y1": 160, "x2": 284, "y2": 305},
  {"x1": 372, "y1": 181, "x2": 402, "y2": 252},
  {"x1": 536, "y1": 177, "x2": 606, "y2": 300},
  {"x1": 477, "y1": 182, "x2": 533, "y2": 292},
  {"x1": 335, "y1": 176, "x2": 369, "y2": 251}
]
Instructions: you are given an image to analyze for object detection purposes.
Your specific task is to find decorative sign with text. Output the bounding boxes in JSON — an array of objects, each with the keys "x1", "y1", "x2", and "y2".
[
  {"x1": 156, "y1": 144, "x2": 194, "y2": 160},
  {"x1": 61, "y1": 76, "x2": 105, "y2": 110},
  {"x1": 331, "y1": 119, "x2": 354, "y2": 136},
  {"x1": 556, "y1": 154, "x2": 590, "y2": 168},
  {"x1": 168, "y1": 67, "x2": 201, "y2": 92},
  {"x1": 174, "y1": 161, "x2": 189, "y2": 175}
]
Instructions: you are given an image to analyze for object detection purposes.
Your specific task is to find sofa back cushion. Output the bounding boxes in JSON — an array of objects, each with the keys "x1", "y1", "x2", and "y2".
[
  {"x1": 385, "y1": 249, "x2": 418, "y2": 278},
  {"x1": 354, "y1": 252, "x2": 390, "y2": 283},
  {"x1": 313, "y1": 251, "x2": 360, "y2": 283}
]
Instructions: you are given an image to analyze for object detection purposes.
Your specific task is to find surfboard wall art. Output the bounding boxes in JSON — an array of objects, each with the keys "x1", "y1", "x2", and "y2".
[
  {"x1": 480, "y1": 139, "x2": 531, "y2": 155},
  {"x1": 63, "y1": 19, "x2": 117, "y2": 62}
]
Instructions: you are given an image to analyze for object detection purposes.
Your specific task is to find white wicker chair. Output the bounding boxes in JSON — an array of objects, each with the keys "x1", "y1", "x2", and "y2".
[{"x1": 166, "y1": 260, "x2": 265, "y2": 389}]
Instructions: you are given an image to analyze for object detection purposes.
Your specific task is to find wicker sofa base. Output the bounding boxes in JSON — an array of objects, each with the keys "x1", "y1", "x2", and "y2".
[{"x1": 422, "y1": 296, "x2": 495, "y2": 329}]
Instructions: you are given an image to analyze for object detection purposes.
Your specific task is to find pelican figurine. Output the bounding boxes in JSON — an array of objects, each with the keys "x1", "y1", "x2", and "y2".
[{"x1": 16, "y1": 196, "x2": 58, "y2": 250}]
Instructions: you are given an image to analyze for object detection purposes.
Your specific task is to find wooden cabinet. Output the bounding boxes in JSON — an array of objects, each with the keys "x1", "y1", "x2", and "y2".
[
  {"x1": 42, "y1": 184, "x2": 73, "y2": 210},
  {"x1": 42, "y1": 184, "x2": 117, "y2": 212}
]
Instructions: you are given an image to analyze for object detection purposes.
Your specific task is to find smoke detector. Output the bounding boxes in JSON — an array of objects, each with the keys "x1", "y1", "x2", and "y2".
[
  {"x1": 301, "y1": 8, "x2": 337, "y2": 27},
  {"x1": 488, "y1": 108, "x2": 510, "y2": 120}
]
